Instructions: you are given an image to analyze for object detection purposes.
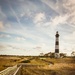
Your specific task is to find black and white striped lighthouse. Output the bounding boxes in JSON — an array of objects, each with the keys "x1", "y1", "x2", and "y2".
[{"x1": 55, "y1": 31, "x2": 60, "y2": 58}]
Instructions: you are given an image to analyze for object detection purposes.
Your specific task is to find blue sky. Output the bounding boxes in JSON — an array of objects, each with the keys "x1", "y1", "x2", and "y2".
[{"x1": 0, "y1": 0, "x2": 75, "y2": 56}]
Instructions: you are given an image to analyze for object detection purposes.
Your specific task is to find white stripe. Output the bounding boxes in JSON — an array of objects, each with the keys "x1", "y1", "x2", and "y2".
[
  {"x1": 56, "y1": 38, "x2": 59, "y2": 41},
  {"x1": 55, "y1": 45, "x2": 59, "y2": 49}
]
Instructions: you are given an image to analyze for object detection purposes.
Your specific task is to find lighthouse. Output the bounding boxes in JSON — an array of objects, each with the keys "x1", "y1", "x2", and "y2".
[{"x1": 55, "y1": 31, "x2": 60, "y2": 58}]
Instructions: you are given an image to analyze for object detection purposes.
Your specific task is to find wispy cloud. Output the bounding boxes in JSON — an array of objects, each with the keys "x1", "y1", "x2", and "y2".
[
  {"x1": 41, "y1": 0, "x2": 75, "y2": 26},
  {"x1": 0, "y1": 6, "x2": 6, "y2": 20},
  {"x1": 63, "y1": 31, "x2": 75, "y2": 42},
  {"x1": 63, "y1": 0, "x2": 75, "y2": 25},
  {"x1": 41, "y1": 0, "x2": 63, "y2": 15},
  {"x1": 0, "y1": 34, "x2": 11, "y2": 38},
  {"x1": 0, "y1": 45, "x2": 7, "y2": 51},
  {"x1": 34, "y1": 12, "x2": 46, "y2": 24},
  {"x1": 6, "y1": 0, "x2": 26, "y2": 31},
  {"x1": 0, "y1": 0, "x2": 75, "y2": 56},
  {"x1": 0, "y1": 21, "x2": 4, "y2": 29},
  {"x1": 15, "y1": 37, "x2": 26, "y2": 41},
  {"x1": 48, "y1": 14, "x2": 69, "y2": 26}
]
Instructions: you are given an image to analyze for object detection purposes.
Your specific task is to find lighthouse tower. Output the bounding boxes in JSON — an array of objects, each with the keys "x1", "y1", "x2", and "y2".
[{"x1": 55, "y1": 31, "x2": 60, "y2": 58}]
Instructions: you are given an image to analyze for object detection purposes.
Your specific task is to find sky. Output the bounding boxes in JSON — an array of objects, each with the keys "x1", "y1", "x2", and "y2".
[{"x1": 0, "y1": 0, "x2": 75, "y2": 56}]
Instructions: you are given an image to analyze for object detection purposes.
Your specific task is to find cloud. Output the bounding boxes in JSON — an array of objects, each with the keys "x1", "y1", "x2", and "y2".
[
  {"x1": 34, "y1": 46, "x2": 42, "y2": 49},
  {"x1": 49, "y1": 14, "x2": 69, "y2": 26},
  {"x1": 34, "y1": 12, "x2": 46, "y2": 23},
  {"x1": 0, "y1": 6, "x2": 6, "y2": 20},
  {"x1": 62, "y1": 0, "x2": 75, "y2": 24},
  {"x1": 33, "y1": 43, "x2": 51, "y2": 53},
  {"x1": 33, "y1": 12, "x2": 46, "y2": 27},
  {"x1": 0, "y1": 21, "x2": 12, "y2": 32},
  {"x1": 40, "y1": 14, "x2": 68, "y2": 28},
  {"x1": 18, "y1": 0, "x2": 24, "y2": 2},
  {"x1": 6, "y1": 0, "x2": 25, "y2": 30},
  {"x1": 41, "y1": 0, "x2": 63, "y2": 15},
  {"x1": 5, "y1": 23, "x2": 11, "y2": 28},
  {"x1": 34, "y1": 14, "x2": 68, "y2": 29},
  {"x1": 15, "y1": 37, "x2": 26, "y2": 41},
  {"x1": 63, "y1": 31, "x2": 75, "y2": 41},
  {"x1": 0, "y1": 44, "x2": 26, "y2": 55},
  {"x1": 0, "y1": 44, "x2": 14, "y2": 51},
  {"x1": 0, "y1": 34, "x2": 11, "y2": 38},
  {"x1": 0, "y1": 0, "x2": 75, "y2": 56},
  {"x1": 0, "y1": 22, "x2": 4, "y2": 29},
  {"x1": 0, "y1": 45, "x2": 7, "y2": 50},
  {"x1": 41, "y1": 0, "x2": 75, "y2": 25}
]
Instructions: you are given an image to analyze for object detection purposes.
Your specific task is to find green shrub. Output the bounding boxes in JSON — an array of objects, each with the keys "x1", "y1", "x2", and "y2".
[{"x1": 21, "y1": 60, "x2": 30, "y2": 63}]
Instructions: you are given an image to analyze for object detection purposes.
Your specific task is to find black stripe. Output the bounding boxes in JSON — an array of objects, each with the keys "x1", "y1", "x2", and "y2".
[
  {"x1": 55, "y1": 49, "x2": 59, "y2": 53},
  {"x1": 55, "y1": 41, "x2": 59, "y2": 45},
  {"x1": 55, "y1": 34, "x2": 59, "y2": 37}
]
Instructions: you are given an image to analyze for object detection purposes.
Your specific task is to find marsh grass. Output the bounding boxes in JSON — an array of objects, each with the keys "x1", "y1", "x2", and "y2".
[
  {"x1": 0, "y1": 56, "x2": 75, "y2": 75},
  {"x1": 22, "y1": 57, "x2": 75, "y2": 75}
]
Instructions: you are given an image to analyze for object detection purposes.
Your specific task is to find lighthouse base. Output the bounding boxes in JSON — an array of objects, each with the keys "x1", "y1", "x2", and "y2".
[{"x1": 55, "y1": 53, "x2": 60, "y2": 58}]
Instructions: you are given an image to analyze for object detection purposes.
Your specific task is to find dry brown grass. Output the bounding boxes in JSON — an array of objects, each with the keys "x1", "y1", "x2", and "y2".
[
  {"x1": 22, "y1": 62, "x2": 75, "y2": 75},
  {"x1": 0, "y1": 56, "x2": 21, "y2": 71},
  {"x1": 0, "y1": 56, "x2": 32, "y2": 71},
  {"x1": 0, "y1": 56, "x2": 75, "y2": 75},
  {"x1": 22, "y1": 57, "x2": 75, "y2": 75}
]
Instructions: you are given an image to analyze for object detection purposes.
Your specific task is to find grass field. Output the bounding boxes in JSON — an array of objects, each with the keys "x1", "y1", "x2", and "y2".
[
  {"x1": 22, "y1": 57, "x2": 75, "y2": 75},
  {"x1": 0, "y1": 55, "x2": 75, "y2": 75}
]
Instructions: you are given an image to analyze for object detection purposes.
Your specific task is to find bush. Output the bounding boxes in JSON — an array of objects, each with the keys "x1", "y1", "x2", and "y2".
[{"x1": 21, "y1": 60, "x2": 30, "y2": 63}]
